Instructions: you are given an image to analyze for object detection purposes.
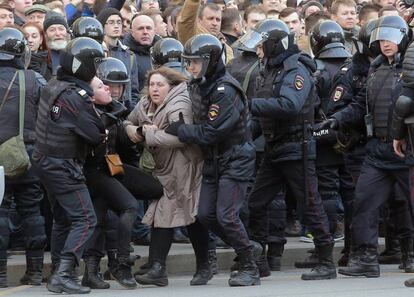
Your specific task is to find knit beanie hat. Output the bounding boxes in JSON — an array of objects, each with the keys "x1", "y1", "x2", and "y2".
[
  {"x1": 97, "y1": 8, "x2": 122, "y2": 26},
  {"x1": 43, "y1": 11, "x2": 69, "y2": 32}
]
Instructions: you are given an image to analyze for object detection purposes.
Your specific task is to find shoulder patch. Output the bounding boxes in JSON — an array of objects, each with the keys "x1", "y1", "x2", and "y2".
[
  {"x1": 294, "y1": 75, "x2": 304, "y2": 91},
  {"x1": 50, "y1": 102, "x2": 62, "y2": 121},
  {"x1": 208, "y1": 104, "x2": 220, "y2": 121},
  {"x1": 78, "y1": 89, "x2": 87, "y2": 97},
  {"x1": 333, "y1": 86, "x2": 344, "y2": 102}
]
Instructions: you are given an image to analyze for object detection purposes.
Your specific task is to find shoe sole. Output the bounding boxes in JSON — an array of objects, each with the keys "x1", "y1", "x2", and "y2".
[
  {"x1": 112, "y1": 276, "x2": 137, "y2": 289},
  {"x1": 228, "y1": 278, "x2": 261, "y2": 287},
  {"x1": 338, "y1": 270, "x2": 380, "y2": 278},
  {"x1": 301, "y1": 274, "x2": 337, "y2": 280},
  {"x1": 46, "y1": 284, "x2": 90, "y2": 294},
  {"x1": 190, "y1": 275, "x2": 213, "y2": 286},
  {"x1": 135, "y1": 277, "x2": 168, "y2": 287}
]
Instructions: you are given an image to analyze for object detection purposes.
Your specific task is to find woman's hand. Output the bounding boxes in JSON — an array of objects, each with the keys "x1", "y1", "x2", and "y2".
[{"x1": 125, "y1": 125, "x2": 144, "y2": 143}]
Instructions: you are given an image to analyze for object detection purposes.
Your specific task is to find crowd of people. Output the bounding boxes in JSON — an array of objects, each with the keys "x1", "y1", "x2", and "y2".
[{"x1": 1, "y1": 0, "x2": 414, "y2": 293}]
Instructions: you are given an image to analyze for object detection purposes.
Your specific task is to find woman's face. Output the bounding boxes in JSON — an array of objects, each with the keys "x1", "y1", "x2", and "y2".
[
  {"x1": 23, "y1": 26, "x2": 42, "y2": 53},
  {"x1": 149, "y1": 73, "x2": 171, "y2": 106}
]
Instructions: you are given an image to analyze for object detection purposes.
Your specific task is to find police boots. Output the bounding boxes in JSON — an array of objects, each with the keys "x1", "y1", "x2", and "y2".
[
  {"x1": 81, "y1": 256, "x2": 110, "y2": 289},
  {"x1": 338, "y1": 247, "x2": 380, "y2": 278},
  {"x1": 47, "y1": 258, "x2": 91, "y2": 294},
  {"x1": 399, "y1": 238, "x2": 414, "y2": 273},
  {"x1": 378, "y1": 237, "x2": 401, "y2": 264},
  {"x1": 0, "y1": 259, "x2": 7, "y2": 287},
  {"x1": 301, "y1": 244, "x2": 337, "y2": 280},
  {"x1": 190, "y1": 258, "x2": 212, "y2": 286},
  {"x1": 267, "y1": 243, "x2": 284, "y2": 271},
  {"x1": 256, "y1": 243, "x2": 271, "y2": 277},
  {"x1": 228, "y1": 246, "x2": 261, "y2": 287},
  {"x1": 20, "y1": 256, "x2": 43, "y2": 285},
  {"x1": 110, "y1": 255, "x2": 137, "y2": 289},
  {"x1": 134, "y1": 261, "x2": 168, "y2": 286}
]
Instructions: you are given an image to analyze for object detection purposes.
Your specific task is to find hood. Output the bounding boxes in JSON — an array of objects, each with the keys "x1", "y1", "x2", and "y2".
[{"x1": 298, "y1": 52, "x2": 317, "y2": 73}]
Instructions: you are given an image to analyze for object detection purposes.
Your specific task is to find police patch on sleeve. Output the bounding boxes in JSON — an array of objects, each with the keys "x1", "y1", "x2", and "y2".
[
  {"x1": 208, "y1": 104, "x2": 220, "y2": 121},
  {"x1": 50, "y1": 103, "x2": 61, "y2": 121},
  {"x1": 333, "y1": 86, "x2": 344, "y2": 102},
  {"x1": 294, "y1": 75, "x2": 304, "y2": 90}
]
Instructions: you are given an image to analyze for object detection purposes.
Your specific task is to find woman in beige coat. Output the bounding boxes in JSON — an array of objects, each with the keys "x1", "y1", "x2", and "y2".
[{"x1": 124, "y1": 67, "x2": 212, "y2": 287}]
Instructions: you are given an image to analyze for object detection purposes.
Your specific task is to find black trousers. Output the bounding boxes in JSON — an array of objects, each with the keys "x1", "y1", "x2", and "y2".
[
  {"x1": 352, "y1": 162, "x2": 413, "y2": 248},
  {"x1": 84, "y1": 164, "x2": 163, "y2": 258},
  {"x1": 0, "y1": 163, "x2": 46, "y2": 258},
  {"x1": 198, "y1": 178, "x2": 251, "y2": 254},
  {"x1": 249, "y1": 159, "x2": 332, "y2": 247}
]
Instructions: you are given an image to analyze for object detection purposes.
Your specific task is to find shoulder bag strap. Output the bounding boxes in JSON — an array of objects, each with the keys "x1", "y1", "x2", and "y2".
[
  {"x1": 0, "y1": 71, "x2": 18, "y2": 114},
  {"x1": 18, "y1": 70, "x2": 26, "y2": 138},
  {"x1": 242, "y1": 60, "x2": 259, "y2": 93}
]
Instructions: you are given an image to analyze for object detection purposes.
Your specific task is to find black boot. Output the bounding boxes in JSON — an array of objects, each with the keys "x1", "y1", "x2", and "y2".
[
  {"x1": 190, "y1": 260, "x2": 212, "y2": 286},
  {"x1": 295, "y1": 248, "x2": 319, "y2": 268},
  {"x1": 20, "y1": 256, "x2": 43, "y2": 285},
  {"x1": 103, "y1": 249, "x2": 117, "y2": 280},
  {"x1": 399, "y1": 238, "x2": 414, "y2": 273},
  {"x1": 110, "y1": 255, "x2": 137, "y2": 289},
  {"x1": 81, "y1": 256, "x2": 110, "y2": 289},
  {"x1": 378, "y1": 237, "x2": 401, "y2": 264},
  {"x1": 338, "y1": 247, "x2": 380, "y2": 278},
  {"x1": 134, "y1": 261, "x2": 151, "y2": 276},
  {"x1": 256, "y1": 243, "x2": 270, "y2": 277},
  {"x1": 267, "y1": 243, "x2": 284, "y2": 271},
  {"x1": 208, "y1": 249, "x2": 218, "y2": 275},
  {"x1": 301, "y1": 244, "x2": 337, "y2": 280},
  {"x1": 47, "y1": 258, "x2": 91, "y2": 294},
  {"x1": 228, "y1": 247, "x2": 261, "y2": 287},
  {"x1": 0, "y1": 259, "x2": 7, "y2": 288},
  {"x1": 134, "y1": 261, "x2": 168, "y2": 286}
]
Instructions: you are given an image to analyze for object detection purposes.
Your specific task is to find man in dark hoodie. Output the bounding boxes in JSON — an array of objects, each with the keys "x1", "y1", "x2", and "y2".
[
  {"x1": 241, "y1": 19, "x2": 337, "y2": 281},
  {"x1": 123, "y1": 14, "x2": 159, "y2": 93}
]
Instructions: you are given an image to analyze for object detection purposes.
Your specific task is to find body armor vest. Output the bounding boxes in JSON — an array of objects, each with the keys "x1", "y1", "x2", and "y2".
[
  {"x1": 35, "y1": 79, "x2": 88, "y2": 159},
  {"x1": 367, "y1": 63, "x2": 402, "y2": 138},
  {"x1": 255, "y1": 64, "x2": 315, "y2": 143}
]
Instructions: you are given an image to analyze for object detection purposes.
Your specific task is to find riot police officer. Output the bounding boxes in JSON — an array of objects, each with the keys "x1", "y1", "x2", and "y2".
[
  {"x1": 296, "y1": 20, "x2": 355, "y2": 269},
  {"x1": 0, "y1": 27, "x2": 46, "y2": 287},
  {"x1": 71, "y1": 17, "x2": 105, "y2": 43},
  {"x1": 325, "y1": 15, "x2": 414, "y2": 278},
  {"x1": 164, "y1": 34, "x2": 260, "y2": 287},
  {"x1": 33, "y1": 37, "x2": 106, "y2": 294},
  {"x1": 327, "y1": 19, "x2": 378, "y2": 267},
  {"x1": 241, "y1": 19, "x2": 336, "y2": 281}
]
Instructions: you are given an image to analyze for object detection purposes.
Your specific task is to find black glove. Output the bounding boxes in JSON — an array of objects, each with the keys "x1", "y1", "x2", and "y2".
[
  {"x1": 165, "y1": 112, "x2": 185, "y2": 136},
  {"x1": 319, "y1": 118, "x2": 339, "y2": 130}
]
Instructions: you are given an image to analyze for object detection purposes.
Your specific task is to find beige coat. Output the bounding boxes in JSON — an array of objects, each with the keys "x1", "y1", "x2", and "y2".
[{"x1": 126, "y1": 82, "x2": 203, "y2": 228}]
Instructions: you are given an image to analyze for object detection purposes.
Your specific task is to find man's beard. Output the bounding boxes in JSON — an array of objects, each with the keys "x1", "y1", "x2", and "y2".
[{"x1": 47, "y1": 39, "x2": 68, "y2": 50}]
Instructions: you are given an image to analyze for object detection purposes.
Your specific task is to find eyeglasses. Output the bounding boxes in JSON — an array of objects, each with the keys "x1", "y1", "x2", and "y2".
[{"x1": 106, "y1": 20, "x2": 122, "y2": 25}]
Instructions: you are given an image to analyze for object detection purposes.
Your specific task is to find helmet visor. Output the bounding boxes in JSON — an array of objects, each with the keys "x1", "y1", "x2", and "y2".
[
  {"x1": 181, "y1": 56, "x2": 209, "y2": 80},
  {"x1": 369, "y1": 27, "x2": 405, "y2": 46},
  {"x1": 238, "y1": 30, "x2": 268, "y2": 50}
]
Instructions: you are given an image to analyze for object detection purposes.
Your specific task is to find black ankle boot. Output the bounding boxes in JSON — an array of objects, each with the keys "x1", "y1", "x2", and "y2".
[
  {"x1": 82, "y1": 256, "x2": 110, "y2": 289},
  {"x1": 301, "y1": 244, "x2": 337, "y2": 280},
  {"x1": 399, "y1": 238, "x2": 414, "y2": 273},
  {"x1": 135, "y1": 261, "x2": 168, "y2": 286},
  {"x1": 0, "y1": 259, "x2": 7, "y2": 288},
  {"x1": 110, "y1": 255, "x2": 137, "y2": 289},
  {"x1": 47, "y1": 258, "x2": 91, "y2": 294},
  {"x1": 228, "y1": 246, "x2": 261, "y2": 287},
  {"x1": 256, "y1": 243, "x2": 270, "y2": 278},
  {"x1": 190, "y1": 260, "x2": 212, "y2": 286},
  {"x1": 379, "y1": 238, "x2": 401, "y2": 264},
  {"x1": 338, "y1": 247, "x2": 380, "y2": 278},
  {"x1": 267, "y1": 243, "x2": 284, "y2": 271},
  {"x1": 20, "y1": 256, "x2": 43, "y2": 285}
]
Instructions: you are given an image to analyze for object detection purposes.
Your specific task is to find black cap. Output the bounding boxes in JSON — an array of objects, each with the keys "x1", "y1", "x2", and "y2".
[
  {"x1": 97, "y1": 7, "x2": 122, "y2": 27},
  {"x1": 43, "y1": 11, "x2": 69, "y2": 32}
]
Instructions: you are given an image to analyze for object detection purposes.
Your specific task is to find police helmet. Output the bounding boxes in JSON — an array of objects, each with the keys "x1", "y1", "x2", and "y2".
[
  {"x1": 369, "y1": 15, "x2": 409, "y2": 53},
  {"x1": 96, "y1": 57, "x2": 129, "y2": 85},
  {"x1": 353, "y1": 19, "x2": 378, "y2": 58},
  {"x1": 309, "y1": 20, "x2": 351, "y2": 59},
  {"x1": 0, "y1": 27, "x2": 29, "y2": 63},
  {"x1": 71, "y1": 17, "x2": 104, "y2": 43},
  {"x1": 182, "y1": 34, "x2": 224, "y2": 79},
  {"x1": 238, "y1": 19, "x2": 291, "y2": 58},
  {"x1": 60, "y1": 37, "x2": 105, "y2": 82},
  {"x1": 151, "y1": 38, "x2": 184, "y2": 69}
]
